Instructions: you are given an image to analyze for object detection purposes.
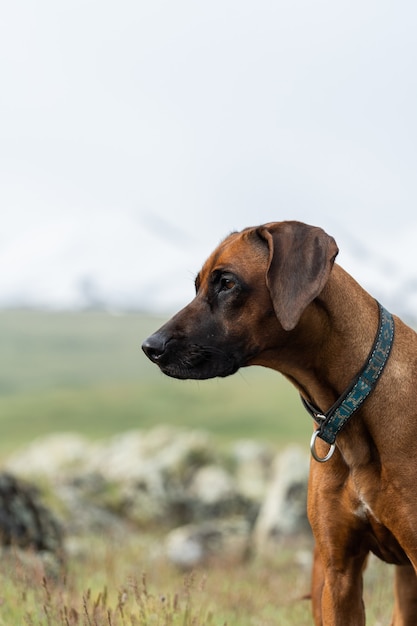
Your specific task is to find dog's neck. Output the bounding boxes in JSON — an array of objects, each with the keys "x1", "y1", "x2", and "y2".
[{"x1": 268, "y1": 264, "x2": 381, "y2": 416}]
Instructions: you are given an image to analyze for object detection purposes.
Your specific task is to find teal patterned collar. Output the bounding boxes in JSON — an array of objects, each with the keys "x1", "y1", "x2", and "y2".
[{"x1": 301, "y1": 302, "x2": 395, "y2": 463}]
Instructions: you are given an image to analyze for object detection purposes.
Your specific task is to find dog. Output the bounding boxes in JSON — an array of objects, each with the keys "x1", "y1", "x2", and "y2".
[{"x1": 142, "y1": 220, "x2": 417, "y2": 625}]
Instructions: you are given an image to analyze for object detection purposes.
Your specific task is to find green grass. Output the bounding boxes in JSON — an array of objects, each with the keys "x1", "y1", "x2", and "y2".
[
  {"x1": 0, "y1": 533, "x2": 394, "y2": 625},
  {"x1": 0, "y1": 534, "x2": 313, "y2": 625},
  {"x1": 0, "y1": 310, "x2": 160, "y2": 393},
  {"x1": 0, "y1": 310, "x2": 306, "y2": 456}
]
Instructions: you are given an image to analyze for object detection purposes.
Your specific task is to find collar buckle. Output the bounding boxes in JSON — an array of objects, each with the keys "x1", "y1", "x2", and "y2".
[{"x1": 310, "y1": 430, "x2": 336, "y2": 463}]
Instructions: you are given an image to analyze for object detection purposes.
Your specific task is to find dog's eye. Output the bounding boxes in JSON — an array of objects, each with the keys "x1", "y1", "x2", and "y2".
[
  {"x1": 210, "y1": 271, "x2": 238, "y2": 297},
  {"x1": 219, "y1": 277, "x2": 236, "y2": 291}
]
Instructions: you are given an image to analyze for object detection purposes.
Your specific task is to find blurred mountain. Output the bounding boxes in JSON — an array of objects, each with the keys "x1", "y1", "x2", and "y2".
[
  {"x1": 0, "y1": 215, "x2": 416, "y2": 325},
  {"x1": 0, "y1": 211, "x2": 206, "y2": 314},
  {"x1": 338, "y1": 228, "x2": 417, "y2": 325}
]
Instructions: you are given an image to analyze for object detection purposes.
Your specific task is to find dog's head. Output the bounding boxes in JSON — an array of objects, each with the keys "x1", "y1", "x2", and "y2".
[{"x1": 142, "y1": 221, "x2": 338, "y2": 380}]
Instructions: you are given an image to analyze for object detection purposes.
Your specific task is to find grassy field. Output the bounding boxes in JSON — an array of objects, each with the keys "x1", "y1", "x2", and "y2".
[
  {"x1": 0, "y1": 309, "x2": 307, "y2": 457},
  {"x1": 0, "y1": 310, "x2": 395, "y2": 624},
  {"x1": 0, "y1": 532, "x2": 394, "y2": 625}
]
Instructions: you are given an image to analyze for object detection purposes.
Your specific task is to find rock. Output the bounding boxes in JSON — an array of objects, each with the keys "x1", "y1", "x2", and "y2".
[
  {"x1": 231, "y1": 439, "x2": 273, "y2": 503},
  {"x1": 55, "y1": 474, "x2": 133, "y2": 536},
  {"x1": 185, "y1": 464, "x2": 257, "y2": 523},
  {"x1": 5, "y1": 433, "x2": 91, "y2": 479},
  {"x1": 0, "y1": 472, "x2": 64, "y2": 576},
  {"x1": 4, "y1": 427, "x2": 220, "y2": 530},
  {"x1": 86, "y1": 426, "x2": 215, "y2": 484},
  {"x1": 84, "y1": 426, "x2": 219, "y2": 527},
  {"x1": 3, "y1": 430, "x2": 313, "y2": 552},
  {"x1": 253, "y1": 446, "x2": 310, "y2": 554},
  {"x1": 189, "y1": 464, "x2": 235, "y2": 505},
  {"x1": 165, "y1": 517, "x2": 251, "y2": 569}
]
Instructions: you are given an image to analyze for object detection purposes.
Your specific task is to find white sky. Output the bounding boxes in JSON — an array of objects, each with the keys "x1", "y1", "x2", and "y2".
[{"x1": 1, "y1": 1, "x2": 417, "y2": 312}]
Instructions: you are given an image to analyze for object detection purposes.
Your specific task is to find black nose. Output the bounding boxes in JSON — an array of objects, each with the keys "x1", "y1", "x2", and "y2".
[{"x1": 142, "y1": 333, "x2": 166, "y2": 363}]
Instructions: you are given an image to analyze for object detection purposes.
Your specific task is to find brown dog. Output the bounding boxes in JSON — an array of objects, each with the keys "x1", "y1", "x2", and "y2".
[{"x1": 142, "y1": 220, "x2": 417, "y2": 625}]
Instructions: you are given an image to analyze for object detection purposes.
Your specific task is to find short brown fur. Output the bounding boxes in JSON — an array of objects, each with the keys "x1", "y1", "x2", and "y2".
[{"x1": 142, "y1": 220, "x2": 417, "y2": 624}]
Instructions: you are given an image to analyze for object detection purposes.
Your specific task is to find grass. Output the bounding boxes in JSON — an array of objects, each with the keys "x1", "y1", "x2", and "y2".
[
  {"x1": 0, "y1": 532, "x2": 395, "y2": 625},
  {"x1": 0, "y1": 310, "x2": 396, "y2": 623},
  {"x1": 0, "y1": 310, "x2": 305, "y2": 456},
  {"x1": 0, "y1": 534, "x2": 312, "y2": 625}
]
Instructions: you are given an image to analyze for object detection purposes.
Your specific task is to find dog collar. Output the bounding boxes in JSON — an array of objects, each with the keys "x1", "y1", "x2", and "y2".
[{"x1": 301, "y1": 301, "x2": 395, "y2": 462}]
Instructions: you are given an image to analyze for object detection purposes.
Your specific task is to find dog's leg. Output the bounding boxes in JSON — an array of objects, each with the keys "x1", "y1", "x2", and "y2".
[
  {"x1": 308, "y1": 461, "x2": 368, "y2": 625},
  {"x1": 311, "y1": 545, "x2": 368, "y2": 626},
  {"x1": 311, "y1": 544, "x2": 325, "y2": 625},
  {"x1": 308, "y1": 509, "x2": 368, "y2": 625},
  {"x1": 312, "y1": 548, "x2": 367, "y2": 625},
  {"x1": 391, "y1": 563, "x2": 417, "y2": 626}
]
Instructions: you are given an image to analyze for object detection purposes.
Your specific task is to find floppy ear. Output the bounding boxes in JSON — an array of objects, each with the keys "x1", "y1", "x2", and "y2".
[{"x1": 257, "y1": 221, "x2": 339, "y2": 331}]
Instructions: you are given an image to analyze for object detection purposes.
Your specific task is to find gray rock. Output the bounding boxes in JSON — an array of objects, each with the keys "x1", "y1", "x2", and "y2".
[
  {"x1": 231, "y1": 439, "x2": 273, "y2": 503},
  {"x1": 5, "y1": 433, "x2": 91, "y2": 479},
  {"x1": 86, "y1": 426, "x2": 215, "y2": 484},
  {"x1": 188, "y1": 464, "x2": 235, "y2": 505},
  {"x1": 0, "y1": 472, "x2": 64, "y2": 576},
  {"x1": 165, "y1": 517, "x2": 251, "y2": 569},
  {"x1": 3, "y1": 430, "x2": 313, "y2": 555},
  {"x1": 84, "y1": 426, "x2": 219, "y2": 527},
  {"x1": 253, "y1": 445, "x2": 310, "y2": 554}
]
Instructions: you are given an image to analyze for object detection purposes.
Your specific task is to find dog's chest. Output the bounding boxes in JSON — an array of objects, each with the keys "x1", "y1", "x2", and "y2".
[
  {"x1": 354, "y1": 494, "x2": 378, "y2": 523},
  {"x1": 354, "y1": 493, "x2": 409, "y2": 565}
]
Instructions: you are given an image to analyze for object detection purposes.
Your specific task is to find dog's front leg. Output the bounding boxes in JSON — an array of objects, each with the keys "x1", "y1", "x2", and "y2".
[
  {"x1": 392, "y1": 563, "x2": 417, "y2": 626},
  {"x1": 311, "y1": 543, "x2": 325, "y2": 625},
  {"x1": 308, "y1": 460, "x2": 368, "y2": 625},
  {"x1": 311, "y1": 532, "x2": 368, "y2": 625}
]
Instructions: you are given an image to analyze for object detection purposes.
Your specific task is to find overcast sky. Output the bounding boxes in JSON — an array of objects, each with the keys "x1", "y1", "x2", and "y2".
[{"x1": 1, "y1": 1, "x2": 417, "y2": 312}]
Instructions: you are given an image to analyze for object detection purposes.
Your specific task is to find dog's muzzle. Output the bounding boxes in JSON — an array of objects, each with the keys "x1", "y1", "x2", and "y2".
[{"x1": 142, "y1": 331, "x2": 243, "y2": 380}]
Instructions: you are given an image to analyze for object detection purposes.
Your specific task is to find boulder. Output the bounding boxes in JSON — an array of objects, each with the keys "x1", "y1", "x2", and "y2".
[
  {"x1": 84, "y1": 426, "x2": 220, "y2": 527},
  {"x1": 5, "y1": 433, "x2": 91, "y2": 479},
  {"x1": 0, "y1": 472, "x2": 64, "y2": 577},
  {"x1": 165, "y1": 517, "x2": 251, "y2": 569},
  {"x1": 86, "y1": 426, "x2": 215, "y2": 484},
  {"x1": 253, "y1": 445, "x2": 310, "y2": 554},
  {"x1": 3, "y1": 429, "x2": 313, "y2": 554},
  {"x1": 231, "y1": 439, "x2": 273, "y2": 503}
]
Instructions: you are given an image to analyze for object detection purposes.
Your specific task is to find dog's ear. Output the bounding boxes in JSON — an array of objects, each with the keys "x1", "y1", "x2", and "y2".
[{"x1": 257, "y1": 221, "x2": 339, "y2": 331}]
